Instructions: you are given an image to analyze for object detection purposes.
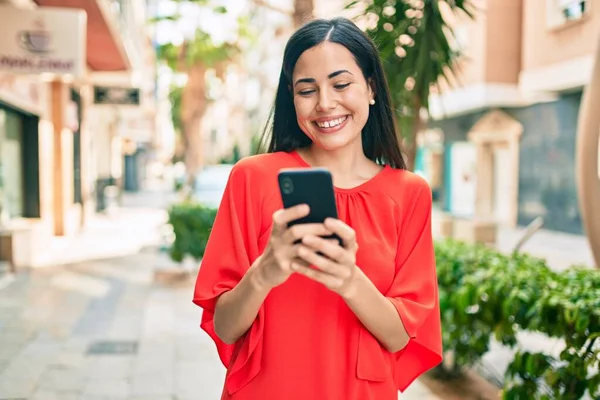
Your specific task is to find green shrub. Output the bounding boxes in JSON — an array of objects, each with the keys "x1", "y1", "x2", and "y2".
[
  {"x1": 167, "y1": 202, "x2": 217, "y2": 262},
  {"x1": 436, "y1": 238, "x2": 600, "y2": 400}
]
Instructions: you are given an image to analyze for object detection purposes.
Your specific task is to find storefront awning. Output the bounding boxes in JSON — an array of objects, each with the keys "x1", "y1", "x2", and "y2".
[{"x1": 34, "y1": 0, "x2": 130, "y2": 72}]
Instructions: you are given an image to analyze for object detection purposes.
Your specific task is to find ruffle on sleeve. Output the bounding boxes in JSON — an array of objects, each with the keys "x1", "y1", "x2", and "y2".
[
  {"x1": 192, "y1": 162, "x2": 265, "y2": 395},
  {"x1": 356, "y1": 179, "x2": 442, "y2": 391}
]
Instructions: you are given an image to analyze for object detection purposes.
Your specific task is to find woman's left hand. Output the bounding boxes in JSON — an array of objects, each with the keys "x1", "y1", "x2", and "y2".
[{"x1": 290, "y1": 218, "x2": 359, "y2": 298}]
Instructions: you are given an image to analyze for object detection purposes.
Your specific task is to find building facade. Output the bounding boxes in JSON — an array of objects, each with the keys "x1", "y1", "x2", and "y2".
[
  {"x1": 428, "y1": 0, "x2": 596, "y2": 235},
  {"x1": 0, "y1": 0, "x2": 161, "y2": 268}
]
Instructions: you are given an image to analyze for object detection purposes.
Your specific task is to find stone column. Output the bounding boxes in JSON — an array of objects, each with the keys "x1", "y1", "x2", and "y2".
[
  {"x1": 51, "y1": 79, "x2": 66, "y2": 236},
  {"x1": 475, "y1": 142, "x2": 493, "y2": 220}
]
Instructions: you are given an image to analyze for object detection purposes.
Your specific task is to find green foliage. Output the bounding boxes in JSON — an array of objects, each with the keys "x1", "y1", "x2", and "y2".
[
  {"x1": 156, "y1": 31, "x2": 239, "y2": 71},
  {"x1": 152, "y1": 1, "x2": 255, "y2": 71},
  {"x1": 346, "y1": 0, "x2": 475, "y2": 142},
  {"x1": 169, "y1": 85, "x2": 183, "y2": 135},
  {"x1": 185, "y1": 30, "x2": 239, "y2": 69},
  {"x1": 218, "y1": 143, "x2": 242, "y2": 164},
  {"x1": 167, "y1": 202, "x2": 217, "y2": 262},
  {"x1": 436, "y1": 239, "x2": 600, "y2": 399}
]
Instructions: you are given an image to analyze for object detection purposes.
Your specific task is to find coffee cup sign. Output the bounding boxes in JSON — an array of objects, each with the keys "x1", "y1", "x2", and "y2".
[
  {"x1": 18, "y1": 29, "x2": 52, "y2": 54},
  {"x1": 0, "y1": 6, "x2": 86, "y2": 77}
]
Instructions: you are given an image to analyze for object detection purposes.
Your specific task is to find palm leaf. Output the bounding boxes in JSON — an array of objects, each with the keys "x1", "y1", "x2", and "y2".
[{"x1": 349, "y1": 0, "x2": 475, "y2": 120}]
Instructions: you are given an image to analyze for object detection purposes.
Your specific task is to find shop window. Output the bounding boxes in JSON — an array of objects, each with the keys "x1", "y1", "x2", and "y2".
[{"x1": 0, "y1": 109, "x2": 24, "y2": 219}]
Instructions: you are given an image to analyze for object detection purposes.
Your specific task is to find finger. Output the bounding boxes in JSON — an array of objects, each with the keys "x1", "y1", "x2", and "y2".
[
  {"x1": 283, "y1": 244, "x2": 315, "y2": 264},
  {"x1": 291, "y1": 260, "x2": 344, "y2": 289},
  {"x1": 291, "y1": 257, "x2": 310, "y2": 268},
  {"x1": 296, "y1": 245, "x2": 347, "y2": 277},
  {"x1": 272, "y1": 204, "x2": 309, "y2": 232},
  {"x1": 301, "y1": 234, "x2": 347, "y2": 262},
  {"x1": 283, "y1": 223, "x2": 333, "y2": 244},
  {"x1": 324, "y1": 218, "x2": 357, "y2": 249},
  {"x1": 292, "y1": 263, "x2": 344, "y2": 290}
]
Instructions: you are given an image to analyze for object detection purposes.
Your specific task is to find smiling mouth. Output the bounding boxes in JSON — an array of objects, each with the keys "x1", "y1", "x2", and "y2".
[{"x1": 313, "y1": 115, "x2": 349, "y2": 129}]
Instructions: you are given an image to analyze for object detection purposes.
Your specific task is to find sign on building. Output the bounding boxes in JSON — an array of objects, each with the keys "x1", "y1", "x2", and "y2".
[
  {"x1": 93, "y1": 86, "x2": 140, "y2": 106},
  {"x1": 0, "y1": 6, "x2": 86, "y2": 78}
]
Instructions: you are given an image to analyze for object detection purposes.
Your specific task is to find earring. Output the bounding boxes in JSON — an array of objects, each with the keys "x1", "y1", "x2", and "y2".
[{"x1": 369, "y1": 99, "x2": 375, "y2": 105}]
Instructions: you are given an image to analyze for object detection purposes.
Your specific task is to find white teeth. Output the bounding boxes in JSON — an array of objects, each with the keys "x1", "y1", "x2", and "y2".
[{"x1": 316, "y1": 116, "x2": 347, "y2": 129}]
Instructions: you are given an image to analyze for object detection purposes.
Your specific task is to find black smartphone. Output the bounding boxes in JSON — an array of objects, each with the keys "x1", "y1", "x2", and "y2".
[{"x1": 277, "y1": 168, "x2": 343, "y2": 246}]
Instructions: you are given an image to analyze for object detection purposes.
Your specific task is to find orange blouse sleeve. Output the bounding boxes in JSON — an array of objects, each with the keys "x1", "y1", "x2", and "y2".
[
  {"x1": 387, "y1": 179, "x2": 443, "y2": 391},
  {"x1": 192, "y1": 163, "x2": 264, "y2": 395}
]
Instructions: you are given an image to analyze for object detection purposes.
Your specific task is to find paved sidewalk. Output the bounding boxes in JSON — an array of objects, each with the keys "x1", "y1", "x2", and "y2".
[
  {"x1": 432, "y1": 210, "x2": 596, "y2": 271},
  {"x1": 0, "y1": 250, "x2": 222, "y2": 400},
  {"x1": 31, "y1": 189, "x2": 178, "y2": 268}
]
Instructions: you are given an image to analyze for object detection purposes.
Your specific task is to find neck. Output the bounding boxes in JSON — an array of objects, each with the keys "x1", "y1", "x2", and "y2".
[{"x1": 299, "y1": 141, "x2": 377, "y2": 187}]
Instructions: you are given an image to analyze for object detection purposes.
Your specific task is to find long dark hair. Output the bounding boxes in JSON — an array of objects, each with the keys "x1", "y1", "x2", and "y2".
[{"x1": 260, "y1": 17, "x2": 406, "y2": 169}]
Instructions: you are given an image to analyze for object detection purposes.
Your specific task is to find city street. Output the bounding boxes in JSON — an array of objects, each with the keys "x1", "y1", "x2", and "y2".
[{"x1": 0, "y1": 0, "x2": 598, "y2": 398}]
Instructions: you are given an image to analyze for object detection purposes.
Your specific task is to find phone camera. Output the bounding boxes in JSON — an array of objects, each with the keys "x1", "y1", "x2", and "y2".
[{"x1": 281, "y1": 177, "x2": 294, "y2": 194}]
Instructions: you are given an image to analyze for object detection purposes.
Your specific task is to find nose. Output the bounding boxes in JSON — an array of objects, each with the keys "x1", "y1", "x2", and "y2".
[{"x1": 316, "y1": 88, "x2": 336, "y2": 112}]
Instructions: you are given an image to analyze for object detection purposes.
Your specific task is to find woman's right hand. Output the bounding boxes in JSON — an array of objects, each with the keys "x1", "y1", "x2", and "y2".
[{"x1": 254, "y1": 204, "x2": 332, "y2": 290}]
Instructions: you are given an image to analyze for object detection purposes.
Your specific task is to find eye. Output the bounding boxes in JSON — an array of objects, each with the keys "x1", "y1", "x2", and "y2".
[
  {"x1": 297, "y1": 89, "x2": 315, "y2": 96},
  {"x1": 334, "y1": 83, "x2": 351, "y2": 90}
]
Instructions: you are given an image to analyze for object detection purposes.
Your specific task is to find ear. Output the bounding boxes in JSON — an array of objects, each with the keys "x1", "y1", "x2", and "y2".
[{"x1": 367, "y1": 78, "x2": 376, "y2": 102}]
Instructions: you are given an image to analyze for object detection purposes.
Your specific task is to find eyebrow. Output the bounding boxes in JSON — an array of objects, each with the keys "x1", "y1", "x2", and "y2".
[{"x1": 294, "y1": 70, "x2": 353, "y2": 87}]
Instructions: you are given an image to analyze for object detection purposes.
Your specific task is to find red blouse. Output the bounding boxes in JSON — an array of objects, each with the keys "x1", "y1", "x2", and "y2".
[{"x1": 193, "y1": 151, "x2": 442, "y2": 400}]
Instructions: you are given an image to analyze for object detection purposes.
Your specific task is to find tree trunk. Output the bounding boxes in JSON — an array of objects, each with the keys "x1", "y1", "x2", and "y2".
[
  {"x1": 181, "y1": 64, "x2": 208, "y2": 187},
  {"x1": 293, "y1": 0, "x2": 314, "y2": 29},
  {"x1": 576, "y1": 38, "x2": 600, "y2": 268}
]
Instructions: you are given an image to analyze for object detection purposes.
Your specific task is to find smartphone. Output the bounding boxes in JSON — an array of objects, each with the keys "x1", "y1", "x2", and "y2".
[{"x1": 277, "y1": 168, "x2": 342, "y2": 246}]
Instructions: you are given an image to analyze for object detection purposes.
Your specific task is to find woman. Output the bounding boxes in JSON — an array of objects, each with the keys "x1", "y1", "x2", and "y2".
[{"x1": 193, "y1": 17, "x2": 442, "y2": 400}]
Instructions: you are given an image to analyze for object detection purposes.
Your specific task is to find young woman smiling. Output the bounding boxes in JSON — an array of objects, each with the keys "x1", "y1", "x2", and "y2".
[{"x1": 193, "y1": 17, "x2": 442, "y2": 400}]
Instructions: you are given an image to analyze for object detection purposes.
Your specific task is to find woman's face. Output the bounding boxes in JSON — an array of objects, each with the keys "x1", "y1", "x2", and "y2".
[{"x1": 291, "y1": 41, "x2": 374, "y2": 152}]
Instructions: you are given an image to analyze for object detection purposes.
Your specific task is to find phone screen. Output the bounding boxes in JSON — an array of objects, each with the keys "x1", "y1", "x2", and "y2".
[{"x1": 278, "y1": 168, "x2": 342, "y2": 245}]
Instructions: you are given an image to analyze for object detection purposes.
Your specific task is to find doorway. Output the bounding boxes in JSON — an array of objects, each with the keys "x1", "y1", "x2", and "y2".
[{"x1": 468, "y1": 109, "x2": 523, "y2": 227}]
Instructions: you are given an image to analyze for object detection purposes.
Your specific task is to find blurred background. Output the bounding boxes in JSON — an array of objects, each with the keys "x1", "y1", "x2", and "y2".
[{"x1": 0, "y1": 0, "x2": 598, "y2": 399}]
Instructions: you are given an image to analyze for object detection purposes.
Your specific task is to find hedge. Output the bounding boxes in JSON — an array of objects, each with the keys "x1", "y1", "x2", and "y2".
[
  {"x1": 436, "y1": 239, "x2": 600, "y2": 400},
  {"x1": 167, "y1": 202, "x2": 217, "y2": 262},
  {"x1": 167, "y1": 202, "x2": 600, "y2": 399}
]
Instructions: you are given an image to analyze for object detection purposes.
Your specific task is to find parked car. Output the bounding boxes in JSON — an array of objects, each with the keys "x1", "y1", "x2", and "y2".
[{"x1": 193, "y1": 164, "x2": 234, "y2": 209}]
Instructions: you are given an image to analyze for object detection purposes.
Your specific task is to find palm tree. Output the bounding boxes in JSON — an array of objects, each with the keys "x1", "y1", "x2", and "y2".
[
  {"x1": 156, "y1": 0, "x2": 314, "y2": 179},
  {"x1": 347, "y1": 0, "x2": 475, "y2": 170},
  {"x1": 576, "y1": 35, "x2": 600, "y2": 268},
  {"x1": 154, "y1": 4, "x2": 245, "y2": 187}
]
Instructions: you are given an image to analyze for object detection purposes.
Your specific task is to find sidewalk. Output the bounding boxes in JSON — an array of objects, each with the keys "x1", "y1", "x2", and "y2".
[
  {"x1": 33, "y1": 189, "x2": 177, "y2": 268},
  {"x1": 432, "y1": 210, "x2": 596, "y2": 271}
]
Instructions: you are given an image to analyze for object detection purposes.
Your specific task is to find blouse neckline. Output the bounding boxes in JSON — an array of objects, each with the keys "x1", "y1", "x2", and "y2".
[{"x1": 288, "y1": 150, "x2": 391, "y2": 194}]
